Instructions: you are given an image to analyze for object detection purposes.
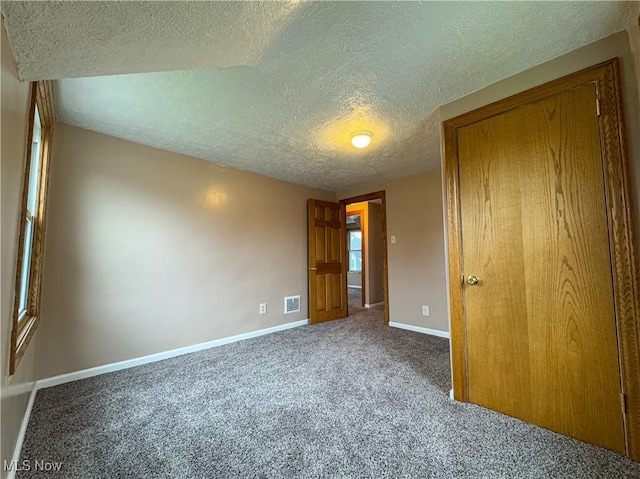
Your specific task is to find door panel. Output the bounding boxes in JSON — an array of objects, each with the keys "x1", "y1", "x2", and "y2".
[
  {"x1": 308, "y1": 200, "x2": 347, "y2": 324},
  {"x1": 331, "y1": 273, "x2": 342, "y2": 309},
  {"x1": 458, "y1": 84, "x2": 625, "y2": 453},
  {"x1": 331, "y1": 228, "x2": 341, "y2": 261},
  {"x1": 316, "y1": 227, "x2": 326, "y2": 262},
  {"x1": 316, "y1": 275, "x2": 326, "y2": 311}
]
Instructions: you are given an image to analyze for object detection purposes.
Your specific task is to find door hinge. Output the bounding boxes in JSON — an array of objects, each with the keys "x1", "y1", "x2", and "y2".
[
  {"x1": 621, "y1": 393, "x2": 627, "y2": 414},
  {"x1": 596, "y1": 98, "x2": 601, "y2": 116}
]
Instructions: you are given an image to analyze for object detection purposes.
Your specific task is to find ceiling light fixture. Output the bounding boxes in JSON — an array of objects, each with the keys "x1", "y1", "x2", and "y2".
[{"x1": 350, "y1": 130, "x2": 373, "y2": 149}]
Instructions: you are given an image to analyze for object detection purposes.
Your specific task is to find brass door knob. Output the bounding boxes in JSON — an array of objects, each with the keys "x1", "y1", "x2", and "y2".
[{"x1": 467, "y1": 275, "x2": 479, "y2": 285}]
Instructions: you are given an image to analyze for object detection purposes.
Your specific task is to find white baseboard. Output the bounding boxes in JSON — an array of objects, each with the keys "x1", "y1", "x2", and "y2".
[
  {"x1": 347, "y1": 285, "x2": 362, "y2": 289},
  {"x1": 8, "y1": 384, "x2": 38, "y2": 479},
  {"x1": 364, "y1": 302, "x2": 384, "y2": 309},
  {"x1": 388, "y1": 321, "x2": 450, "y2": 339},
  {"x1": 37, "y1": 319, "x2": 309, "y2": 390},
  {"x1": 449, "y1": 389, "x2": 455, "y2": 400}
]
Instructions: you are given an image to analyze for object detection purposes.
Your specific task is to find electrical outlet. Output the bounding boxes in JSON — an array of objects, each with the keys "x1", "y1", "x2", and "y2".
[
  {"x1": 259, "y1": 303, "x2": 267, "y2": 315},
  {"x1": 422, "y1": 305, "x2": 430, "y2": 316},
  {"x1": 391, "y1": 235, "x2": 396, "y2": 244}
]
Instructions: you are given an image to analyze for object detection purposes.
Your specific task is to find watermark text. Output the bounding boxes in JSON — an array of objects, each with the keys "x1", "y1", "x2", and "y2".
[{"x1": 3, "y1": 460, "x2": 63, "y2": 472}]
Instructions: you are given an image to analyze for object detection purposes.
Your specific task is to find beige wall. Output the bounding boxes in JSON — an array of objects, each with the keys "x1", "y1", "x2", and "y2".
[
  {"x1": 366, "y1": 202, "x2": 384, "y2": 305},
  {"x1": 339, "y1": 171, "x2": 448, "y2": 332},
  {"x1": 38, "y1": 124, "x2": 334, "y2": 379},
  {"x1": 441, "y1": 31, "x2": 640, "y2": 260},
  {"x1": 1, "y1": 22, "x2": 38, "y2": 477}
]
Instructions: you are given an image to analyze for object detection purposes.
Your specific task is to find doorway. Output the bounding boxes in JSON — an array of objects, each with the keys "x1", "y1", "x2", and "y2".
[
  {"x1": 346, "y1": 209, "x2": 365, "y2": 311},
  {"x1": 340, "y1": 192, "x2": 389, "y2": 324},
  {"x1": 443, "y1": 59, "x2": 639, "y2": 459}
]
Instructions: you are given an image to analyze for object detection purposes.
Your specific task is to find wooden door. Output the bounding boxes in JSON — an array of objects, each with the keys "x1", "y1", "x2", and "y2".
[
  {"x1": 456, "y1": 83, "x2": 626, "y2": 453},
  {"x1": 308, "y1": 200, "x2": 347, "y2": 324}
]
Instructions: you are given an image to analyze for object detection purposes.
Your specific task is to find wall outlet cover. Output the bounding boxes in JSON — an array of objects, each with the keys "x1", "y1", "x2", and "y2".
[
  {"x1": 422, "y1": 305, "x2": 430, "y2": 316},
  {"x1": 259, "y1": 303, "x2": 267, "y2": 315}
]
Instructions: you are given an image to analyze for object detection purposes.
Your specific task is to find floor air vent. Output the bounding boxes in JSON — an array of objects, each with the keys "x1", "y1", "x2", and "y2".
[{"x1": 284, "y1": 295, "x2": 301, "y2": 314}]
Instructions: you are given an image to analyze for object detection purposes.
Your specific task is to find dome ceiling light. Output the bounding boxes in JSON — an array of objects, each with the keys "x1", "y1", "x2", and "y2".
[{"x1": 350, "y1": 130, "x2": 373, "y2": 149}]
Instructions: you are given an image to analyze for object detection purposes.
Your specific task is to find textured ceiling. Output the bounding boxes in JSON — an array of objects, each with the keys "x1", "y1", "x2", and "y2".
[
  {"x1": 2, "y1": 1, "x2": 635, "y2": 192},
  {"x1": 1, "y1": 1, "x2": 304, "y2": 80}
]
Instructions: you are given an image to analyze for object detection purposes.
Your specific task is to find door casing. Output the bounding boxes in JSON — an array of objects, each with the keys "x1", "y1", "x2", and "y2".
[{"x1": 442, "y1": 58, "x2": 640, "y2": 461}]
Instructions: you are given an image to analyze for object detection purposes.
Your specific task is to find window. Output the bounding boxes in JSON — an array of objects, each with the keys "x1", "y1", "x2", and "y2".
[
  {"x1": 348, "y1": 230, "x2": 362, "y2": 272},
  {"x1": 18, "y1": 105, "x2": 42, "y2": 319},
  {"x1": 10, "y1": 82, "x2": 54, "y2": 375}
]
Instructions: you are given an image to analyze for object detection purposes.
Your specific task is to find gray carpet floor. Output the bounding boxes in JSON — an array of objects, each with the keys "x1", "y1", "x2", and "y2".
[{"x1": 19, "y1": 307, "x2": 640, "y2": 478}]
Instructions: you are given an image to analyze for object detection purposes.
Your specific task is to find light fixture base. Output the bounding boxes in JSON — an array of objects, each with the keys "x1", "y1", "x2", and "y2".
[{"x1": 350, "y1": 130, "x2": 373, "y2": 149}]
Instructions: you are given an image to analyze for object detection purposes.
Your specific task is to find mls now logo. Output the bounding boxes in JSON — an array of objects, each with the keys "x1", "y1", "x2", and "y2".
[{"x1": 3, "y1": 460, "x2": 63, "y2": 472}]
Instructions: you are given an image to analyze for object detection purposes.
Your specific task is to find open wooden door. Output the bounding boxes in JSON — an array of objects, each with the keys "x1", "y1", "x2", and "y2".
[{"x1": 308, "y1": 199, "x2": 347, "y2": 324}]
